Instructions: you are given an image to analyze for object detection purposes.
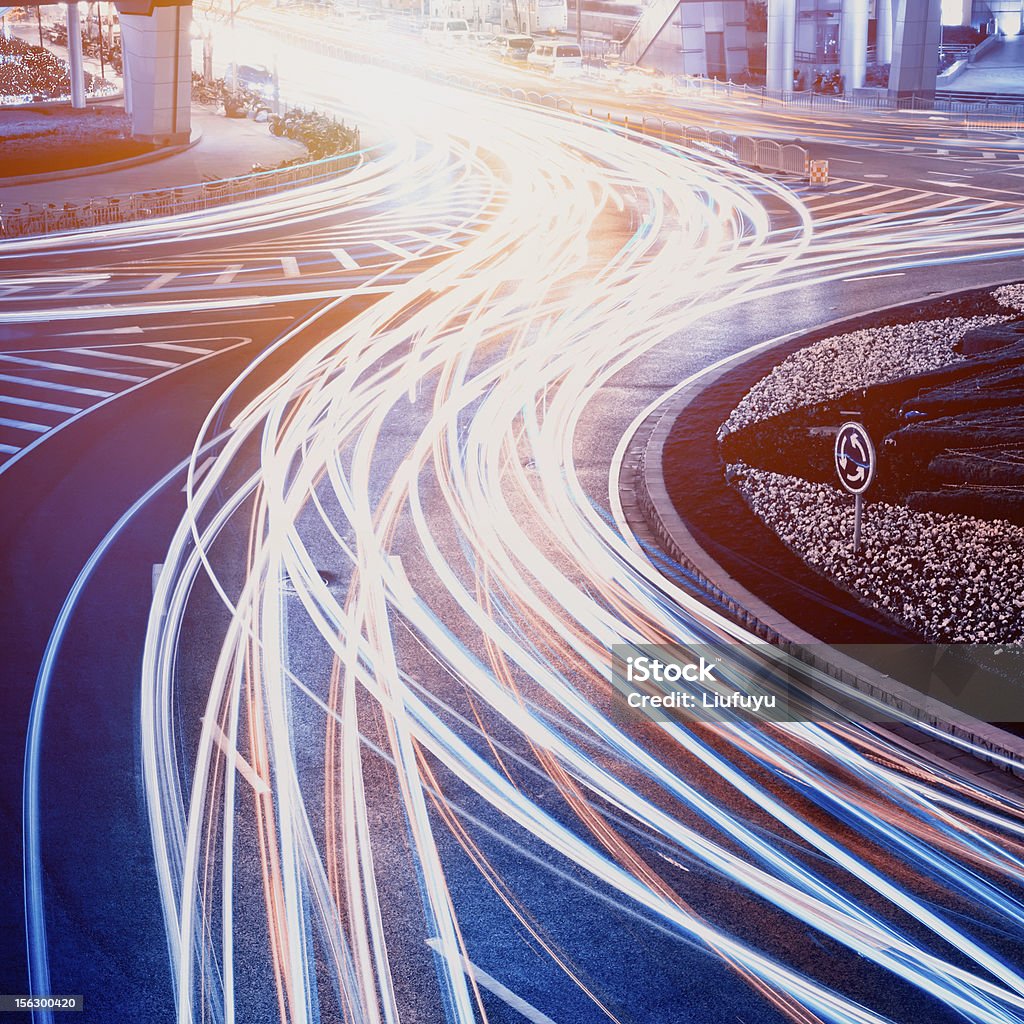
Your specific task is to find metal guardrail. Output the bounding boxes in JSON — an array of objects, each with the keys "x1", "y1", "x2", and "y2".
[{"x1": 0, "y1": 146, "x2": 360, "y2": 240}]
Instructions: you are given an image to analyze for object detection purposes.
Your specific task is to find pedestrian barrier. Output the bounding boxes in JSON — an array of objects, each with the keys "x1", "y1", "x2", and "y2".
[{"x1": 0, "y1": 147, "x2": 361, "y2": 240}]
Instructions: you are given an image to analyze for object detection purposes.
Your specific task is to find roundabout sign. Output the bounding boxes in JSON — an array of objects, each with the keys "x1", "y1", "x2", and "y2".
[
  {"x1": 834, "y1": 422, "x2": 875, "y2": 554},
  {"x1": 834, "y1": 422, "x2": 876, "y2": 495}
]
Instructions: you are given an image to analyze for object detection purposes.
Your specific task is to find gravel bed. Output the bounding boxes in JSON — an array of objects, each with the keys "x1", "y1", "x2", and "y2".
[
  {"x1": 727, "y1": 463, "x2": 1024, "y2": 643},
  {"x1": 993, "y1": 284, "x2": 1024, "y2": 313},
  {"x1": 717, "y1": 315, "x2": 1006, "y2": 440}
]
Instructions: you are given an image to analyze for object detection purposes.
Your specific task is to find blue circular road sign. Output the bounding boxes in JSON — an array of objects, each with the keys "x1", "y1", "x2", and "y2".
[{"x1": 834, "y1": 422, "x2": 875, "y2": 495}]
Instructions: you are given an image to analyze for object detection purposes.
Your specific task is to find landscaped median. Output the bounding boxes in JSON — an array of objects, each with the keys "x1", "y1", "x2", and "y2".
[{"x1": 0, "y1": 113, "x2": 361, "y2": 239}]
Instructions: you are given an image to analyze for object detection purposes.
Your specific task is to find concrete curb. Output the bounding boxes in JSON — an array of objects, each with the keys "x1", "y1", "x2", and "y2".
[
  {"x1": 0, "y1": 123, "x2": 202, "y2": 189},
  {"x1": 632, "y1": 297, "x2": 1024, "y2": 780}
]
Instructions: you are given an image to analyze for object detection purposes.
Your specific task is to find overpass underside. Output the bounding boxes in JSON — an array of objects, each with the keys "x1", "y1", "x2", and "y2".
[{"x1": 625, "y1": 0, "x2": 944, "y2": 103}]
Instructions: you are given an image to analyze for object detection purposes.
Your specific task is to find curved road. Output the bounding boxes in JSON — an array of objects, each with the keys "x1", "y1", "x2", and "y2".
[{"x1": 3, "y1": 38, "x2": 1024, "y2": 1024}]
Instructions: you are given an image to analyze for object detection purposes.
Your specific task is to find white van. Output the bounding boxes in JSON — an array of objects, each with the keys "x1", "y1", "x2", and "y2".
[
  {"x1": 423, "y1": 18, "x2": 470, "y2": 46},
  {"x1": 527, "y1": 41, "x2": 583, "y2": 76}
]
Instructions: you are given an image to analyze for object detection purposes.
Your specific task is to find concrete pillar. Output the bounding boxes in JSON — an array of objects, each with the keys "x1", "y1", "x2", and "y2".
[
  {"x1": 117, "y1": 4, "x2": 192, "y2": 144},
  {"x1": 877, "y1": 0, "x2": 894, "y2": 64},
  {"x1": 766, "y1": 0, "x2": 797, "y2": 92},
  {"x1": 840, "y1": 0, "x2": 869, "y2": 89},
  {"x1": 888, "y1": 0, "x2": 942, "y2": 101},
  {"x1": 66, "y1": 3, "x2": 87, "y2": 109}
]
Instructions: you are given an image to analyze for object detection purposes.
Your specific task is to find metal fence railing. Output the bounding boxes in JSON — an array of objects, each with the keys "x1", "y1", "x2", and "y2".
[{"x1": 0, "y1": 147, "x2": 361, "y2": 240}]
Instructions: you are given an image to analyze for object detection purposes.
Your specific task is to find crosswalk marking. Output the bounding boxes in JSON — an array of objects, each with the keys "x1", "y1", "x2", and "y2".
[
  {"x1": 280, "y1": 256, "x2": 301, "y2": 278},
  {"x1": 330, "y1": 247, "x2": 360, "y2": 270},
  {"x1": 0, "y1": 443, "x2": 19, "y2": 455},
  {"x1": 0, "y1": 354, "x2": 145, "y2": 383},
  {"x1": 0, "y1": 395, "x2": 81, "y2": 414},
  {"x1": 143, "y1": 273, "x2": 179, "y2": 292},
  {"x1": 214, "y1": 264, "x2": 243, "y2": 286},
  {"x1": 0, "y1": 373, "x2": 112, "y2": 398},
  {"x1": 0, "y1": 416, "x2": 49, "y2": 433},
  {"x1": 67, "y1": 347, "x2": 177, "y2": 369}
]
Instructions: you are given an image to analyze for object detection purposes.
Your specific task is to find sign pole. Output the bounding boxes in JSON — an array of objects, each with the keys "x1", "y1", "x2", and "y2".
[{"x1": 853, "y1": 492, "x2": 862, "y2": 555}]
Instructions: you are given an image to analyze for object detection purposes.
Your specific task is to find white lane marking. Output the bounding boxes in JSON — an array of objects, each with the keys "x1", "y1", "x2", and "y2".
[
  {"x1": 0, "y1": 354, "x2": 144, "y2": 382},
  {"x1": 54, "y1": 280, "x2": 105, "y2": 297},
  {"x1": 0, "y1": 416, "x2": 48, "y2": 433},
  {"x1": 0, "y1": 276, "x2": 107, "y2": 285},
  {"x1": 0, "y1": 286, "x2": 32, "y2": 297},
  {"x1": 982, "y1": 151, "x2": 997, "y2": 159},
  {"x1": 828, "y1": 157, "x2": 864, "y2": 165},
  {"x1": 181, "y1": 455, "x2": 216, "y2": 492},
  {"x1": 330, "y1": 247, "x2": 360, "y2": 270},
  {"x1": 0, "y1": 394, "x2": 81, "y2": 414},
  {"x1": 863, "y1": 173, "x2": 889, "y2": 179},
  {"x1": 205, "y1": 714, "x2": 270, "y2": 794},
  {"x1": 143, "y1": 272, "x2": 179, "y2": 292},
  {"x1": 376, "y1": 239, "x2": 418, "y2": 260},
  {"x1": 407, "y1": 230, "x2": 461, "y2": 252},
  {"x1": 424, "y1": 939, "x2": 558, "y2": 1024},
  {"x1": 66, "y1": 347, "x2": 176, "y2": 369},
  {"x1": 0, "y1": 373, "x2": 112, "y2": 398},
  {"x1": 144, "y1": 341, "x2": 213, "y2": 356},
  {"x1": 214, "y1": 264, "x2": 243, "y2": 286},
  {"x1": 842, "y1": 271, "x2": 907, "y2": 281},
  {"x1": 0, "y1": 443, "x2": 19, "y2": 455},
  {"x1": 280, "y1": 256, "x2": 301, "y2": 279},
  {"x1": 58, "y1": 326, "x2": 144, "y2": 336}
]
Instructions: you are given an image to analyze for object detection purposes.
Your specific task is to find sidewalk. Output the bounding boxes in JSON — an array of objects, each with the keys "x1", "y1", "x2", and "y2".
[
  {"x1": 953, "y1": 35, "x2": 1024, "y2": 95},
  {"x1": 0, "y1": 107, "x2": 308, "y2": 211}
]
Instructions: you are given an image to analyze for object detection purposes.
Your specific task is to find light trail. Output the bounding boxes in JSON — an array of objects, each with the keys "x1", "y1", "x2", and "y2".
[{"x1": 18, "y1": 51, "x2": 1024, "y2": 1024}]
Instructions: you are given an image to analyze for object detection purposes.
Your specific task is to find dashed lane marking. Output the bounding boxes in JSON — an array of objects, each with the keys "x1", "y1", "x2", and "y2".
[
  {"x1": 214, "y1": 264, "x2": 243, "y2": 286},
  {"x1": 330, "y1": 247, "x2": 360, "y2": 270},
  {"x1": 143, "y1": 272, "x2": 179, "y2": 292}
]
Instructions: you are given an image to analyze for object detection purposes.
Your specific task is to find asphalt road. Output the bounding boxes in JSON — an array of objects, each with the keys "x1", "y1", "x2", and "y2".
[{"x1": 3, "y1": 30, "x2": 1024, "y2": 1024}]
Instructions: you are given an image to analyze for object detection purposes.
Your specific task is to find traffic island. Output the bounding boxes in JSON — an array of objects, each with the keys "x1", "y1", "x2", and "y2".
[
  {"x1": 630, "y1": 282, "x2": 1024, "y2": 765},
  {"x1": 714, "y1": 294, "x2": 1024, "y2": 645}
]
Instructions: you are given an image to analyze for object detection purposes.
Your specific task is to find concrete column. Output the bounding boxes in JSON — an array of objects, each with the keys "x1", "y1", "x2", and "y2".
[
  {"x1": 840, "y1": 0, "x2": 869, "y2": 89},
  {"x1": 66, "y1": 3, "x2": 87, "y2": 109},
  {"x1": 117, "y1": 4, "x2": 192, "y2": 144},
  {"x1": 766, "y1": 0, "x2": 797, "y2": 92},
  {"x1": 876, "y1": 0, "x2": 893, "y2": 64},
  {"x1": 122, "y1": 35, "x2": 132, "y2": 115},
  {"x1": 888, "y1": 0, "x2": 942, "y2": 101}
]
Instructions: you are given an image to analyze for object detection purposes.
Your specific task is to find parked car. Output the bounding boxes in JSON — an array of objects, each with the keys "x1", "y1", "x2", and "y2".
[
  {"x1": 423, "y1": 17, "x2": 469, "y2": 45},
  {"x1": 614, "y1": 64, "x2": 670, "y2": 93},
  {"x1": 489, "y1": 32, "x2": 534, "y2": 62},
  {"x1": 223, "y1": 62, "x2": 274, "y2": 96},
  {"x1": 527, "y1": 41, "x2": 582, "y2": 76}
]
